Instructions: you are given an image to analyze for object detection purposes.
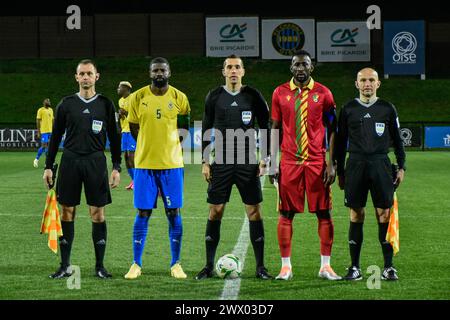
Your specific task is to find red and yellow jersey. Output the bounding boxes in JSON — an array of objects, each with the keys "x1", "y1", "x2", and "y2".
[
  {"x1": 36, "y1": 106, "x2": 54, "y2": 134},
  {"x1": 272, "y1": 78, "x2": 336, "y2": 164}
]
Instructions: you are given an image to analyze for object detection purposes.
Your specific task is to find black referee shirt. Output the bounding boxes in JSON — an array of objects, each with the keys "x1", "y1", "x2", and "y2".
[
  {"x1": 45, "y1": 93, "x2": 121, "y2": 169},
  {"x1": 202, "y1": 85, "x2": 270, "y2": 164},
  {"x1": 334, "y1": 98, "x2": 406, "y2": 175}
]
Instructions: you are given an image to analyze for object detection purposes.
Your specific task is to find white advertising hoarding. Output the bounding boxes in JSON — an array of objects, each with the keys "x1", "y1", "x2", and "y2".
[
  {"x1": 261, "y1": 19, "x2": 315, "y2": 60},
  {"x1": 317, "y1": 21, "x2": 371, "y2": 62},
  {"x1": 206, "y1": 17, "x2": 259, "y2": 57}
]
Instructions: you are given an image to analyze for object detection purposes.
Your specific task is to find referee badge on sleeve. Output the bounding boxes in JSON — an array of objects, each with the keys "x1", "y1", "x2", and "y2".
[
  {"x1": 375, "y1": 122, "x2": 385, "y2": 136},
  {"x1": 92, "y1": 120, "x2": 103, "y2": 134},
  {"x1": 242, "y1": 111, "x2": 252, "y2": 125}
]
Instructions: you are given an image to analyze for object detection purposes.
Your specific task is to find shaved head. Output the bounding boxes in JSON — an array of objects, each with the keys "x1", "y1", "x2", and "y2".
[
  {"x1": 355, "y1": 67, "x2": 381, "y2": 101},
  {"x1": 357, "y1": 68, "x2": 379, "y2": 81}
]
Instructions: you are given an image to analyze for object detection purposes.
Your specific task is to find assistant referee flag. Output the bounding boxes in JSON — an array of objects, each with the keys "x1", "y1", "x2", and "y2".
[
  {"x1": 40, "y1": 189, "x2": 63, "y2": 253},
  {"x1": 386, "y1": 192, "x2": 399, "y2": 255}
]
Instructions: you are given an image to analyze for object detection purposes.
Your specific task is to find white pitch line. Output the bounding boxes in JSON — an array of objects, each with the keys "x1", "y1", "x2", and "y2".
[
  {"x1": 219, "y1": 175, "x2": 266, "y2": 300},
  {"x1": 219, "y1": 216, "x2": 249, "y2": 300}
]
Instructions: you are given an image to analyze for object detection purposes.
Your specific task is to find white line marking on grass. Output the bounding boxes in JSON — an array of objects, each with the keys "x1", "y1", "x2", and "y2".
[
  {"x1": 219, "y1": 175, "x2": 266, "y2": 300},
  {"x1": 219, "y1": 216, "x2": 249, "y2": 300}
]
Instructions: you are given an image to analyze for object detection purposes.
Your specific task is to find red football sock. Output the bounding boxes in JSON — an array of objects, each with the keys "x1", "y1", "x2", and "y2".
[
  {"x1": 277, "y1": 215, "x2": 293, "y2": 258},
  {"x1": 318, "y1": 218, "x2": 334, "y2": 256}
]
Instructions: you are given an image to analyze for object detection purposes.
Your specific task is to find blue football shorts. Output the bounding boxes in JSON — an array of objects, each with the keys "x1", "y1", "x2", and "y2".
[
  {"x1": 133, "y1": 168, "x2": 184, "y2": 209},
  {"x1": 121, "y1": 132, "x2": 136, "y2": 152},
  {"x1": 41, "y1": 133, "x2": 51, "y2": 144}
]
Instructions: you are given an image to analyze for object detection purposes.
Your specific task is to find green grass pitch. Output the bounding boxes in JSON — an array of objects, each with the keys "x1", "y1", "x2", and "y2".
[{"x1": 0, "y1": 151, "x2": 449, "y2": 300}]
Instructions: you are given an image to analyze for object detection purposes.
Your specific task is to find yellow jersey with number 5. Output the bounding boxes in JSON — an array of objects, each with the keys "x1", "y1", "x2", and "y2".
[{"x1": 127, "y1": 85, "x2": 190, "y2": 169}]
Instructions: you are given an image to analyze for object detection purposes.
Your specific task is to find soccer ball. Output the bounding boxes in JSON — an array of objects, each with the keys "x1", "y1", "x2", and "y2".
[{"x1": 216, "y1": 254, "x2": 242, "y2": 279}]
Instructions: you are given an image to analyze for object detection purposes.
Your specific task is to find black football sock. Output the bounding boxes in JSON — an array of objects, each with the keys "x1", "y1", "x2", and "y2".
[
  {"x1": 249, "y1": 220, "x2": 265, "y2": 269},
  {"x1": 378, "y1": 222, "x2": 393, "y2": 268},
  {"x1": 92, "y1": 221, "x2": 107, "y2": 269},
  {"x1": 60, "y1": 221, "x2": 74, "y2": 268},
  {"x1": 205, "y1": 219, "x2": 221, "y2": 270},
  {"x1": 349, "y1": 222, "x2": 363, "y2": 268}
]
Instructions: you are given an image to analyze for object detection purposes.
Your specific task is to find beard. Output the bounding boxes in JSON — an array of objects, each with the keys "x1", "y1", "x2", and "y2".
[
  {"x1": 295, "y1": 73, "x2": 308, "y2": 84},
  {"x1": 152, "y1": 77, "x2": 168, "y2": 88}
]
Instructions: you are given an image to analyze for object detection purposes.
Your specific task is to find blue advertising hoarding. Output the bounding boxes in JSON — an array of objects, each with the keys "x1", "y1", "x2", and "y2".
[
  {"x1": 425, "y1": 126, "x2": 450, "y2": 148},
  {"x1": 384, "y1": 21, "x2": 425, "y2": 77}
]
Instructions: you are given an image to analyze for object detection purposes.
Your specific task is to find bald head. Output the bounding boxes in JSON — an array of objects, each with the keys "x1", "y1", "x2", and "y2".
[
  {"x1": 355, "y1": 67, "x2": 381, "y2": 101},
  {"x1": 357, "y1": 68, "x2": 379, "y2": 81}
]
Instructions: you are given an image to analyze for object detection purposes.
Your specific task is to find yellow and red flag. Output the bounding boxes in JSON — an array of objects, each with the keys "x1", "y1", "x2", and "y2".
[
  {"x1": 386, "y1": 192, "x2": 399, "y2": 255},
  {"x1": 40, "y1": 189, "x2": 63, "y2": 253}
]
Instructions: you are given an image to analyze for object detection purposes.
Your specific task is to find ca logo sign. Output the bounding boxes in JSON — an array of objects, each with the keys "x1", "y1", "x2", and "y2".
[
  {"x1": 331, "y1": 28, "x2": 359, "y2": 46},
  {"x1": 219, "y1": 24, "x2": 247, "y2": 43}
]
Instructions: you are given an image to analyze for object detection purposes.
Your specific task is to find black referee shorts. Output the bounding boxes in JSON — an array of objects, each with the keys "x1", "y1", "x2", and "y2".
[
  {"x1": 207, "y1": 163, "x2": 262, "y2": 205},
  {"x1": 56, "y1": 150, "x2": 111, "y2": 207},
  {"x1": 344, "y1": 153, "x2": 394, "y2": 209}
]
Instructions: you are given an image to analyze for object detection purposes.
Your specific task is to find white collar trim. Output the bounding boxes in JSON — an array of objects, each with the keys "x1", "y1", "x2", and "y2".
[
  {"x1": 77, "y1": 93, "x2": 99, "y2": 103},
  {"x1": 222, "y1": 86, "x2": 241, "y2": 96},
  {"x1": 356, "y1": 97, "x2": 378, "y2": 108}
]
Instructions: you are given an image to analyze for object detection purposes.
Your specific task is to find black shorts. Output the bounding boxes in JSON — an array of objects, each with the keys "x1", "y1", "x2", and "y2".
[
  {"x1": 207, "y1": 164, "x2": 262, "y2": 205},
  {"x1": 344, "y1": 154, "x2": 394, "y2": 209},
  {"x1": 56, "y1": 150, "x2": 111, "y2": 207}
]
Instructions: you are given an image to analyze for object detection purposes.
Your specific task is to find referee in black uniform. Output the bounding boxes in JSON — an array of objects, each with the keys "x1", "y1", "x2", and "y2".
[
  {"x1": 43, "y1": 59, "x2": 122, "y2": 279},
  {"x1": 195, "y1": 55, "x2": 272, "y2": 280},
  {"x1": 334, "y1": 68, "x2": 405, "y2": 281}
]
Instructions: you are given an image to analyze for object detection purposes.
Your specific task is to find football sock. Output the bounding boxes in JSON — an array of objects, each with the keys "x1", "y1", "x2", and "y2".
[
  {"x1": 318, "y1": 217, "x2": 334, "y2": 256},
  {"x1": 378, "y1": 222, "x2": 394, "y2": 268},
  {"x1": 277, "y1": 215, "x2": 293, "y2": 258},
  {"x1": 321, "y1": 255, "x2": 331, "y2": 268},
  {"x1": 167, "y1": 212, "x2": 183, "y2": 267},
  {"x1": 92, "y1": 221, "x2": 107, "y2": 269},
  {"x1": 127, "y1": 168, "x2": 135, "y2": 180},
  {"x1": 205, "y1": 219, "x2": 221, "y2": 270},
  {"x1": 281, "y1": 257, "x2": 291, "y2": 269},
  {"x1": 349, "y1": 221, "x2": 363, "y2": 268},
  {"x1": 36, "y1": 147, "x2": 45, "y2": 160},
  {"x1": 59, "y1": 221, "x2": 74, "y2": 268},
  {"x1": 133, "y1": 214, "x2": 150, "y2": 267},
  {"x1": 249, "y1": 220, "x2": 265, "y2": 268}
]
